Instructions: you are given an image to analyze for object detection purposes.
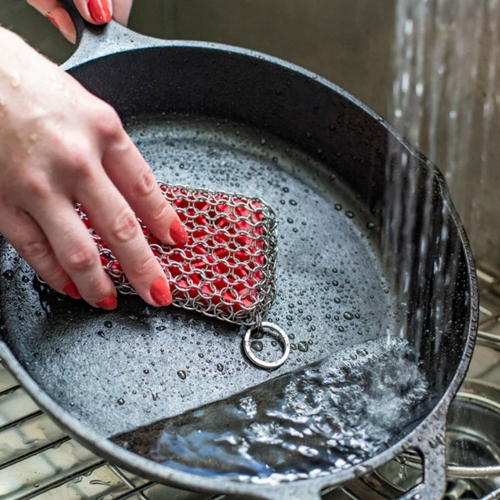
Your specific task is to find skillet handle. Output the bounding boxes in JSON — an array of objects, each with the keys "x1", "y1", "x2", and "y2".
[
  {"x1": 396, "y1": 412, "x2": 448, "y2": 500},
  {"x1": 58, "y1": 0, "x2": 163, "y2": 70}
]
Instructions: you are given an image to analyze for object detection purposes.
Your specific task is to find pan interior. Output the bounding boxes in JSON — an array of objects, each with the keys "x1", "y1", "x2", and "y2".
[{"x1": 0, "y1": 115, "x2": 431, "y2": 480}]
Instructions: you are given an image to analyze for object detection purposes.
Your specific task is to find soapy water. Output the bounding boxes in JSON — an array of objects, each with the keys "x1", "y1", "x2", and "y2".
[{"x1": 113, "y1": 337, "x2": 430, "y2": 483}]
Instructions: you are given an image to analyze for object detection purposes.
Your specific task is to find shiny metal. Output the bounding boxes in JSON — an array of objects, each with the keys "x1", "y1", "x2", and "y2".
[
  {"x1": 80, "y1": 182, "x2": 278, "y2": 328},
  {"x1": 482, "y1": 486, "x2": 500, "y2": 500},
  {"x1": 243, "y1": 322, "x2": 291, "y2": 369}
]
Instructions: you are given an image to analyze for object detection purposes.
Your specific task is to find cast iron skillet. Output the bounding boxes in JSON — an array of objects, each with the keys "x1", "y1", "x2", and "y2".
[{"x1": 0, "y1": 4, "x2": 478, "y2": 500}]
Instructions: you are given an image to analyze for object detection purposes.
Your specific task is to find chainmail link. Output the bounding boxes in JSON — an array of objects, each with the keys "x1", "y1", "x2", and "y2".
[{"x1": 77, "y1": 182, "x2": 278, "y2": 326}]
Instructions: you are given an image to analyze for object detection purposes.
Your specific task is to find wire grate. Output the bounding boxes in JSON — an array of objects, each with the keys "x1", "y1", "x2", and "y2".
[{"x1": 1, "y1": 265, "x2": 500, "y2": 499}]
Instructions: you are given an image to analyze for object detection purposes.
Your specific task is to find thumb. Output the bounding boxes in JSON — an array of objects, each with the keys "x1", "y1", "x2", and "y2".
[{"x1": 73, "y1": 0, "x2": 112, "y2": 24}]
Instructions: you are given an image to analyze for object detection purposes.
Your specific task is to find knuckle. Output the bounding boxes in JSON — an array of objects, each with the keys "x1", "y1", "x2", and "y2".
[
  {"x1": 63, "y1": 145, "x2": 94, "y2": 176},
  {"x1": 96, "y1": 104, "x2": 123, "y2": 139},
  {"x1": 132, "y1": 167, "x2": 157, "y2": 198},
  {"x1": 131, "y1": 253, "x2": 160, "y2": 278},
  {"x1": 18, "y1": 239, "x2": 51, "y2": 261},
  {"x1": 148, "y1": 200, "x2": 171, "y2": 225},
  {"x1": 65, "y1": 246, "x2": 96, "y2": 272},
  {"x1": 90, "y1": 281, "x2": 113, "y2": 300},
  {"x1": 40, "y1": 268, "x2": 65, "y2": 287},
  {"x1": 110, "y1": 209, "x2": 140, "y2": 243},
  {"x1": 22, "y1": 175, "x2": 51, "y2": 200}
]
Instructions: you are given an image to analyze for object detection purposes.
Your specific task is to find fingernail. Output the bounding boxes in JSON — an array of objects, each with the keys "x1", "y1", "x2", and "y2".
[
  {"x1": 63, "y1": 282, "x2": 81, "y2": 300},
  {"x1": 46, "y1": 13, "x2": 59, "y2": 29},
  {"x1": 170, "y1": 219, "x2": 189, "y2": 246},
  {"x1": 96, "y1": 295, "x2": 118, "y2": 310},
  {"x1": 150, "y1": 278, "x2": 172, "y2": 307},
  {"x1": 88, "y1": 0, "x2": 112, "y2": 24}
]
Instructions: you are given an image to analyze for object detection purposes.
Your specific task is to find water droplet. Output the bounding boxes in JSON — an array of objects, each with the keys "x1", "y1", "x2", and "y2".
[
  {"x1": 2, "y1": 270, "x2": 13, "y2": 280},
  {"x1": 198, "y1": 353, "x2": 204, "y2": 358},
  {"x1": 287, "y1": 218, "x2": 294, "y2": 224},
  {"x1": 366, "y1": 222, "x2": 375, "y2": 230},
  {"x1": 251, "y1": 341, "x2": 263, "y2": 352},
  {"x1": 334, "y1": 204, "x2": 342, "y2": 211},
  {"x1": 177, "y1": 370, "x2": 187, "y2": 380},
  {"x1": 346, "y1": 211, "x2": 354, "y2": 218},
  {"x1": 344, "y1": 312, "x2": 354, "y2": 320},
  {"x1": 10, "y1": 72, "x2": 20, "y2": 88},
  {"x1": 104, "y1": 321, "x2": 112, "y2": 328},
  {"x1": 334, "y1": 297, "x2": 341, "y2": 304},
  {"x1": 22, "y1": 275, "x2": 29, "y2": 283},
  {"x1": 289, "y1": 199, "x2": 297, "y2": 206},
  {"x1": 217, "y1": 363, "x2": 224, "y2": 372},
  {"x1": 143, "y1": 369, "x2": 149, "y2": 374},
  {"x1": 298, "y1": 341, "x2": 309, "y2": 352},
  {"x1": 117, "y1": 398, "x2": 125, "y2": 405}
]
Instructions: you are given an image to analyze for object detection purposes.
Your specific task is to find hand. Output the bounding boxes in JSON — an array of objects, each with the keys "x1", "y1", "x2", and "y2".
[
  {"x1": 0, "y1": 28, "x2": 186, "y2": 310},
  {"x1": 26, "y1": 0, "x2": 134, "y2": 43}
]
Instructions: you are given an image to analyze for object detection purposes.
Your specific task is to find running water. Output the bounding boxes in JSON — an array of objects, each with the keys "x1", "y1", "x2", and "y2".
[
  {"x1": 114, "y1": 3, "x2": 498, "y2": 481},
  {"x1": 385, "y1": 0, "x2": 499, "y2": 368},
  {"x1": 113, "y1": 337, "x2": 430, "y2": 483}
]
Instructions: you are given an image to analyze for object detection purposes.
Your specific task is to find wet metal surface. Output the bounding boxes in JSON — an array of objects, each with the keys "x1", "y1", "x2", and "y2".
[{"x1": 0, "y1": 265, "x2": 497, "y2": 499}]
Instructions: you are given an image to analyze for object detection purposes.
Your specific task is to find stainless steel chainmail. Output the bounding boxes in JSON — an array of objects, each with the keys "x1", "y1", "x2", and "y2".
[{"x1": 77, "y1": 182, "x2": 278, "y2": 326}]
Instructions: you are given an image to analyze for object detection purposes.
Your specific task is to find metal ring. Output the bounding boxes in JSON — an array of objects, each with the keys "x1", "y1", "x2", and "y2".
[{"x1": 243, "y1": 322, "x2": 290, "y2": 370}]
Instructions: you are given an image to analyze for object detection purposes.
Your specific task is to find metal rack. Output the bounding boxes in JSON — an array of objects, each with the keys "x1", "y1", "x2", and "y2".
[{"x1": 1, "y1": 266, "x2": 500, "y2": 500}]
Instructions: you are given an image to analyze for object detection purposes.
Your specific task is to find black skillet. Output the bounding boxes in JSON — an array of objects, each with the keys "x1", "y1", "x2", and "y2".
[{"x1": 0, "y1": 3, "x2": 478, "y2": 499}]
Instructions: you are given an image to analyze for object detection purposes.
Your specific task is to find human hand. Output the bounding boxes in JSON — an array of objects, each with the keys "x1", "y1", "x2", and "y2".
[
  {"x1": 0, "y1": 28, "x2": 186, "y2": 310},
  {"x1": 26, "y1": 0, "x2": 134, "y2": 43}
]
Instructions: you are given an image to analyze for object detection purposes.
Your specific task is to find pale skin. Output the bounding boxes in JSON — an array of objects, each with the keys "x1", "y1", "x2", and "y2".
[{"x1": 0, "y1": 0, "x2": 185, "y2": 310}]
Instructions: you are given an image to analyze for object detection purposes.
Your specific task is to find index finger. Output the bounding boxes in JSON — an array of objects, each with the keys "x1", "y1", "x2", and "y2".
[
  {"x1": 102, "y1": 133, "x2": 188, "y2": 247},
  {"x1": 78, "y1": 173, "x2": 173, "y2": 307}
]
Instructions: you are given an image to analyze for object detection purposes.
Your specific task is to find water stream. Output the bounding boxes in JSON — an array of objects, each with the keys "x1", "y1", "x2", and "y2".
[
  {"x1": 385, "y1": 0, "x2": 497, "y2": 365},
  {"x1": 113, "y1": 337, "x2": 431, "y2": 482},
  {"x1": 118, "y1": 1, "x2": 491, "y2": 482}
]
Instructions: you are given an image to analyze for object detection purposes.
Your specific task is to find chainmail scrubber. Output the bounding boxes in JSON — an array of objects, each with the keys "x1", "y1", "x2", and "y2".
[{"x1": 74, "y1": 182, "x2": 289, "y2": 368}]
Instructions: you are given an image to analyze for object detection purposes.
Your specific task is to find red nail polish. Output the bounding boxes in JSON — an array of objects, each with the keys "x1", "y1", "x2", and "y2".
[
  {"x1": 88, "y1": 0, "x2": 111, "y2": 24},
  {"x1": 46, "y1": 13, "x2": 59, "y2": 29},
  {"x1": 150, "y1": 278, "x2": 172, "y2": 306},
  {"x1": 170, "y1": 219, "x2": 189, "y2": 246},
  {"x1": 96, "y1": 295, "x2": 118, "y2": 310},
  {"x1": 63, "y1": 282, "x2": 81, "y2": 300}
]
